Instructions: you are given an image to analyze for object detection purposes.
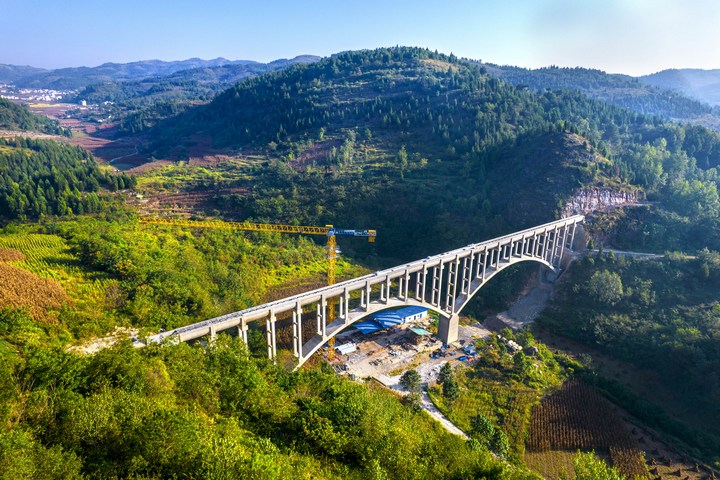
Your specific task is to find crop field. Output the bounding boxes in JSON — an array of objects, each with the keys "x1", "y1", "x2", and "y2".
[
  {"x1": 525, "y1": 379, "x2": 648, "y2": 479},
  {"x1": 524, "y1": 450, "x2": 578, "y2": 479},
  {"x1": 0, "y1": 233, "x2": 81, "y2": 278},
  {"x1": 0, "y1": 261, "x2": 68, "y2": 322},
  {"x1": 0, "y1": 233, "x2": 109, "y2": 323}
]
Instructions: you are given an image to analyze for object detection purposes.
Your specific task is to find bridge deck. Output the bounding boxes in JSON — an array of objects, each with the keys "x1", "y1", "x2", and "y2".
[{"x1": 143, "y1": 215, "x2": 585, "y2": 365}]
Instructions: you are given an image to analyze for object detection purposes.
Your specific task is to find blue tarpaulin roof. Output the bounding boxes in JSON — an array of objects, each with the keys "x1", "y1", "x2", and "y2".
[
  {"x1": 370, "y1": 306, "x2": 428, "y2": 327},
  {"x1": 372, "y1": 312, "x2": 404, "y2": 328},
  {"x1": 394, "y1": 306, "x2": 429, "y2": 317},
  {"x1": 353, "y1": 320, "x2": 383, "y2": 334},
  {"x1": 354, "y1": 307, "x2": 430, "y2": 334}
]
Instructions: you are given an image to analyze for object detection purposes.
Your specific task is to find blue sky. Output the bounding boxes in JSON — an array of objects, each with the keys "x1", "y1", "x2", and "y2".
[{"x1": 2, "y1": 0, "x2": 719, "y2": 75}]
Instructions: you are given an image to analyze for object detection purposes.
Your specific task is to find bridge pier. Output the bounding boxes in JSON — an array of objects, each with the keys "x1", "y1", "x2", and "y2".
[{"x1": 438, "y1": 313, "x2": 459, "y2": 345}]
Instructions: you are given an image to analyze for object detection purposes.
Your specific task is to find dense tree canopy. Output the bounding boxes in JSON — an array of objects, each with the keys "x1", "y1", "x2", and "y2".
[
  {"x1": 0, "y1": 98, "x2": 68, "y2": 136},
  {"x1": 0, "y1": 137, "x2": 134, "y2": 220}
]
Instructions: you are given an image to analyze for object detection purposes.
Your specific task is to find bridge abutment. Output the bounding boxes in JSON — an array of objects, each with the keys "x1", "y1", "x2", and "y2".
[{"x1": 438, "y1": 314, "x2": 459, "y2": 345}]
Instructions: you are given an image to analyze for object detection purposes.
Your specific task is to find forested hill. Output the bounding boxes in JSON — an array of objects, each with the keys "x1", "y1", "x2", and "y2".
[
  {"x1": 75, "y1": 55, "x2": 321, "y2": 135},
  {"x1": 0, "y1": 97, "x2": 68, "y2": 136},
  {"x1": 75, "y1": 55, "x2": 322, "y2": 105},
  {"x1": 0, "y1": 63, "x2": 46, "y2": 83},
  {"x1": 0, "y1": 137, "x2": 134, "y2": 220},
  {"x1": 640, "y1": 68, "x2": 720, "y2": 107},
  {"x1": 144, "y1": 47, "x2": 720, "y2": 264},
  {"x1": 480, "y1": 64, "x2": 720, "y2": 126},
  {"x1": 152, "y1": 47, "x2": 720, "y2": 155}
]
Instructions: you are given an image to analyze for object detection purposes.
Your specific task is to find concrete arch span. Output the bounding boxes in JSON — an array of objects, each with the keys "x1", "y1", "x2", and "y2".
[
  {"x1": 296, "y1": 254, "x2": 558, "y2": 368},
  {"x1": 143, "y1": 215, "x2": 584, "y2": 370}
]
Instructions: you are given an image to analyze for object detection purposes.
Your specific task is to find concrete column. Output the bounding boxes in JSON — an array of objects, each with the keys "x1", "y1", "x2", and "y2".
[
  {"x1": 421, "y1": 267, "x2": 427, "y2": 302},
  {"x1": 540, "y1": 231, "x2": 548, "y2": 261},
  {"x1": 266, "y1": 315, "x2": 273, "y2": 360},
  {"x1": 415, "y1": 269, "x2": 422, "y2": 301},
  {"x1": 461, "y1": 256, "x2": 470, "y2": 295},
  {"x1": 569, "y1": 222, "x2": 578, "y2": 250},
  {"x1": 444, "y1": 261, "x2": 454, "y2": 312},
  {"x1": 316, "y1": 303, "x2": 322, "y2": 335},
  {"x1": 404, "y1": 270, "x2": 410, "y2": 301},
  {"x1": 365, "y1": 281, "x2": 371, "y2": 310},
  {"x1": 438, "y1": 314, "x2": 459, "y2": 345},
  {"x1": 450, "y1": 258, "x2": 459, "y2": 314},
  {"x1": 270, "y1": 311, "x2": 277, "y2": 361},
  {"x1": 208, "y1": 324, "x2": 216, "y2": 344},
  {"x1": 342, "y1": 287, "x2": 349, "y2": 321},
  {"x1": 431, "y1": 262, "x2": 443, "y2": 307},
  {"x1": 321, "y1": 297, "x2": 327, "y2": 338},
  {"x1": 558, "y1": 224, "x2": 569, "y2": 265},
  {"x1": 384, "y1": 276, "x2": 391, "y2": 302},
  {"x1": 554, "y1": 227, "x2": 562, "y2": 262},
  {"x1": 293, "y1": 304, "x2": 302, "y2": 358},
  {"x1": 551, "y1": 226, "x2": 561, "y2": 264},
  {"x1": 482, "y1": 250, "x2": 487, "y2": 281},
  {"x1": 292, "y1": 310, "x2": 299, "y2": 358},
  {"x1": 467, "y1": 253, "x2": 475, "y2": 285},
  {"x1": 240, "y1": 317, "x2": 247, "y2": 344}
]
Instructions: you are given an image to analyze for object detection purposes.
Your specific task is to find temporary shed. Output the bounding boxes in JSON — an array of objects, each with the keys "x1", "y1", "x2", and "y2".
[
  {"x1": 370, "y1": 306, "x2": 429, "y2": 328},
  {"x1": 335, "y1": 343, "x2": 357, "y2": 355},
  {"x1": 408, "y1": 326, "x2": 433, "y2": 345}
]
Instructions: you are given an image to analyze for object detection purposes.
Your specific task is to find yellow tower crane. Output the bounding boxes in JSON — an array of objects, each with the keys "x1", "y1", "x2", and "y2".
[{"x1": 139, "y1": 217, "x2": 376, "y2": 359}]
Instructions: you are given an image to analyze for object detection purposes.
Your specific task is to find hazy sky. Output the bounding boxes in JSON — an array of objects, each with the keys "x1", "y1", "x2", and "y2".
[{"x1": 2, "y1": 0, "x2": 719, "y2": 75}]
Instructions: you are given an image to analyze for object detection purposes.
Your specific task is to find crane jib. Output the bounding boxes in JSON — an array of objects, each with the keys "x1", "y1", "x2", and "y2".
[{"x1": 330, "y1": 229, "x2": 377, "y2": 237}]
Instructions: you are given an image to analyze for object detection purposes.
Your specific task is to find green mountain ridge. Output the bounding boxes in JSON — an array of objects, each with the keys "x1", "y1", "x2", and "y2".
[
  {"x1": 144, "y1": 48, "x2": 720, "y2": 252},
  {"x1": 479, "y1": 63, "x2": 720, "y2": 128},
  {"x1": 74, "y1": 56, "x2": 322, "y2": 134}
]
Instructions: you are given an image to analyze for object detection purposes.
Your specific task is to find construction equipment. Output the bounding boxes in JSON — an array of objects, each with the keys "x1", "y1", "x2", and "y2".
[{"x1": 139, "y1": 217, "x2": 376, "y2": 359}]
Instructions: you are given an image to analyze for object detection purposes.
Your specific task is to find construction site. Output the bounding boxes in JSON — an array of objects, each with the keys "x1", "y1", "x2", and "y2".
[{"x1": 328, "y1": 311, "x2": 492, "y2": 389}]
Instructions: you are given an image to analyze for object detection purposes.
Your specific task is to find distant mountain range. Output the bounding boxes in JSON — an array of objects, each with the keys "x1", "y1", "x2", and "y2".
[
  {"x1": 640, "y1": 69, "x2": 720, "y2": 106},
  {"x1": 0, "y1": 64, "x2": 48, "y2": 84},
  {"x1": 0, "y1": 56, "x2": 321, "y2": 90},
  {"x1": 480, "y1": 64, "x2": 719, "y2": 123}
]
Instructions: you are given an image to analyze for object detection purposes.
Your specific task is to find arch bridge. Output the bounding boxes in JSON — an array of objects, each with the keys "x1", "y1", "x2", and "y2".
[{"x1": 146, "y1": 216, "x2": 584, "y2": 369}]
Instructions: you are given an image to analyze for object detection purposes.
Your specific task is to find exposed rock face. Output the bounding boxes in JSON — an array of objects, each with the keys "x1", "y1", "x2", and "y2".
[{"x1": 562, "y1": 188, "x2": 640, "y2": 217}]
